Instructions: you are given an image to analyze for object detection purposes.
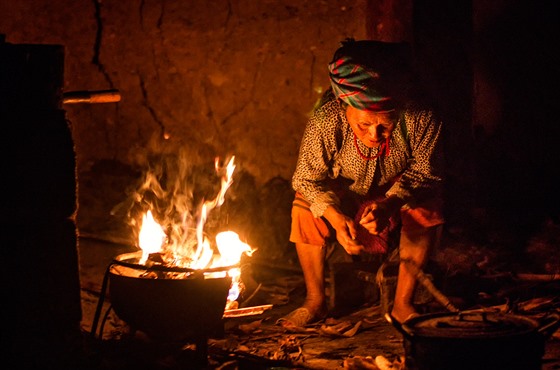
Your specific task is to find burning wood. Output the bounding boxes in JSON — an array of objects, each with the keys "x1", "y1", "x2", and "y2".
[
  {"x1": 118, "y1": 155, "x2": 255, "y2": 309},
  {"x1": 223, "y1": 304, "x2": 273, "y2": 318}
]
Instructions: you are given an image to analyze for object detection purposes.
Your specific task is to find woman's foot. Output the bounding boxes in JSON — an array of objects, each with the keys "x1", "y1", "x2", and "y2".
[
  {"x1": 390, "y1": 304, "x2": 419, "y2": 324},
  {"x1": 277, "y1": 303, "x2": 328, "y2": 328}
]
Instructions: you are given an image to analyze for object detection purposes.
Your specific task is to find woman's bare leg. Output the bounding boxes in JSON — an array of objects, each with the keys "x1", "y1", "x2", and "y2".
[
  {"x1": 391, "y1": 225, "x2": 442, "y2": 322},
  {"x1": 295, "y1": 242, "x2": 328, "y2": 316}
]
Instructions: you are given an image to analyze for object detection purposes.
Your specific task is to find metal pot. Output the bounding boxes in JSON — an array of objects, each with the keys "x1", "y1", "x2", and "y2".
[
  {"x1": 391, "y1": 310, "x2": 560, "y2": 370},
  {"x1": 107, "y1": 252, "x2": 233, "y2": 342}
]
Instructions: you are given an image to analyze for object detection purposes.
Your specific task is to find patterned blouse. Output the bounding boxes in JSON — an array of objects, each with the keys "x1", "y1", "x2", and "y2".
[{"x1": 292, "y1": 94, "x2": 444, "y2": 218}]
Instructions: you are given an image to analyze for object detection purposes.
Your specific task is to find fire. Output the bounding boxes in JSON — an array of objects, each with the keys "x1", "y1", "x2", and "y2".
[
  {"x1": 193, "y1": 157, "x2": 236, "y2": 267},
  {"x1": 215, "y1": 231, "x2": 254, "y2": 305},
  {"x1": 138, "y1": 210, "x2": 166, "y2": 264},
  {"x1": 134, "y1": 155, "x2": 253, "y2": 307}
]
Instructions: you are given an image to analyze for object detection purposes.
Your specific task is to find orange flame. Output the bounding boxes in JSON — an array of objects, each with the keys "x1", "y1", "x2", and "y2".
[
  {"x1": 135, "y1": 155, "x2": 252, "y2": 306},
  {"x1": 215, "y1": 231, "x2": 253, "y2": 303},
  {"x1": 138, "y1": 210, "x2": 166, "y2": 264}
]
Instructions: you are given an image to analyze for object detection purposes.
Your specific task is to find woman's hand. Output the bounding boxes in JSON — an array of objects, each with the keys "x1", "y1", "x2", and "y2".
[
  {"x1": 359, "y1": 196, "x2": 405, "y2": 235},
  {"x1": 323, "y1": 206, "x2": 364, "y2": 255}
]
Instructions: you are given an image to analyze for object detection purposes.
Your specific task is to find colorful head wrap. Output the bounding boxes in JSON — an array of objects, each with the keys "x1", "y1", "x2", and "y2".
[{"x1": 328, "y1": 39, "x2": 412, "y2": 112}]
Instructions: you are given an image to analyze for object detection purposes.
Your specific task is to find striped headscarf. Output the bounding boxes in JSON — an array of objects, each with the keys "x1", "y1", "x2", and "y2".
[{"x1": 328, "y1": 39, "x2": 412, "y2": 112}]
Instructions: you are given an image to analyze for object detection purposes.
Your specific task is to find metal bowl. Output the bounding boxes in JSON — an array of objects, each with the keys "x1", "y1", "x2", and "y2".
[{"x1": 108, "y1": 251, "x2": 233, "y2": 341}]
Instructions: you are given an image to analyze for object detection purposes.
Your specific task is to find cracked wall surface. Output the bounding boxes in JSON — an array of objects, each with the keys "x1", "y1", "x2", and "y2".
[
  {"x1": 2, "y1": 0, "x2": 558, "y2": 257},
  {"x1": 2, "y1": 1, "x2": 370, "y2": 175},
  {"x1": 0, "y1": 0, "x2": 371, "y2": 243}
]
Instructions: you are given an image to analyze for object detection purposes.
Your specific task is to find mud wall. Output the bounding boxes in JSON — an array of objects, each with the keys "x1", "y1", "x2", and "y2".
[
  {"x1": 1, "y1": 0, "x2": 416, "y2": 246},
  {"x1": 1, "y1": 0, "x2": 558, "y2": 250}
]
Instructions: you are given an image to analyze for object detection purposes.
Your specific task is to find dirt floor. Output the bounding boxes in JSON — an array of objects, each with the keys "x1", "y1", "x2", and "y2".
[{"x1": 77, "y1": 232, "x2": 560, "y2": 370}]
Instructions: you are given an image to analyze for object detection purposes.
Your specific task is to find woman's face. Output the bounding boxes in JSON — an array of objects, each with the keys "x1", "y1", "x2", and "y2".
[{"x1": 346, "y1": 105, "x2": 396, "y2": 148}]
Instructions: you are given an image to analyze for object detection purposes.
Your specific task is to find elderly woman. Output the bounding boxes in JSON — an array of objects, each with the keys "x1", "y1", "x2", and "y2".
[{"x1": 278, "y1": 39, "x2": 445, "y2": 327}]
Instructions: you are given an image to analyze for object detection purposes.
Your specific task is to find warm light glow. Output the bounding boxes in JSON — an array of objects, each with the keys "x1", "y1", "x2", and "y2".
[
  {"x1": 134, "y1": 155, "x2": 254, "y2": 306},
  {"x1": 193, "y1": 156, "x2": 237, "y2": 268},
  {"x1": 192, "y1": 237, "x2": 213, "y2": 270},
  {"x1": 215, "y1": 231, "x2": 253, "y2": 266},
  {"x1": 215, "y1": 230, "x2": 253, "y2": 303},
  {"x1": 138, "y1": 210, "x2": 166, "y2": 264}
]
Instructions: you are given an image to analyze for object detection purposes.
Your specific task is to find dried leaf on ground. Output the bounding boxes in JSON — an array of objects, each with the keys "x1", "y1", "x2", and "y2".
[
  {"x1": 270, "y1": 336, "x2": 304, "y2": 362},
  {"x1": 517, "y1": 296, "x2": 558, "y2": 312},
  {"x1": 319, "y1": 321, "x2": 353, "y2": 336},
  {"x1": 374, "y1": 355, "x2": 404, "y2": 369},
  {"x1": 238, "y1": 319, "x2": 263, "y2": 334},
  {"x1": 343, "y1": 355, "x2": 404, "y2": 370},
  {"x1": 319, "y1": 320, "x2": 362, "y2": 337},
  {"x1": 343, "y1": 321, "x2": 362, "y2": 337},
  {"x1": 343, "y1": 355, "x2": 379, "y2": 369}
]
